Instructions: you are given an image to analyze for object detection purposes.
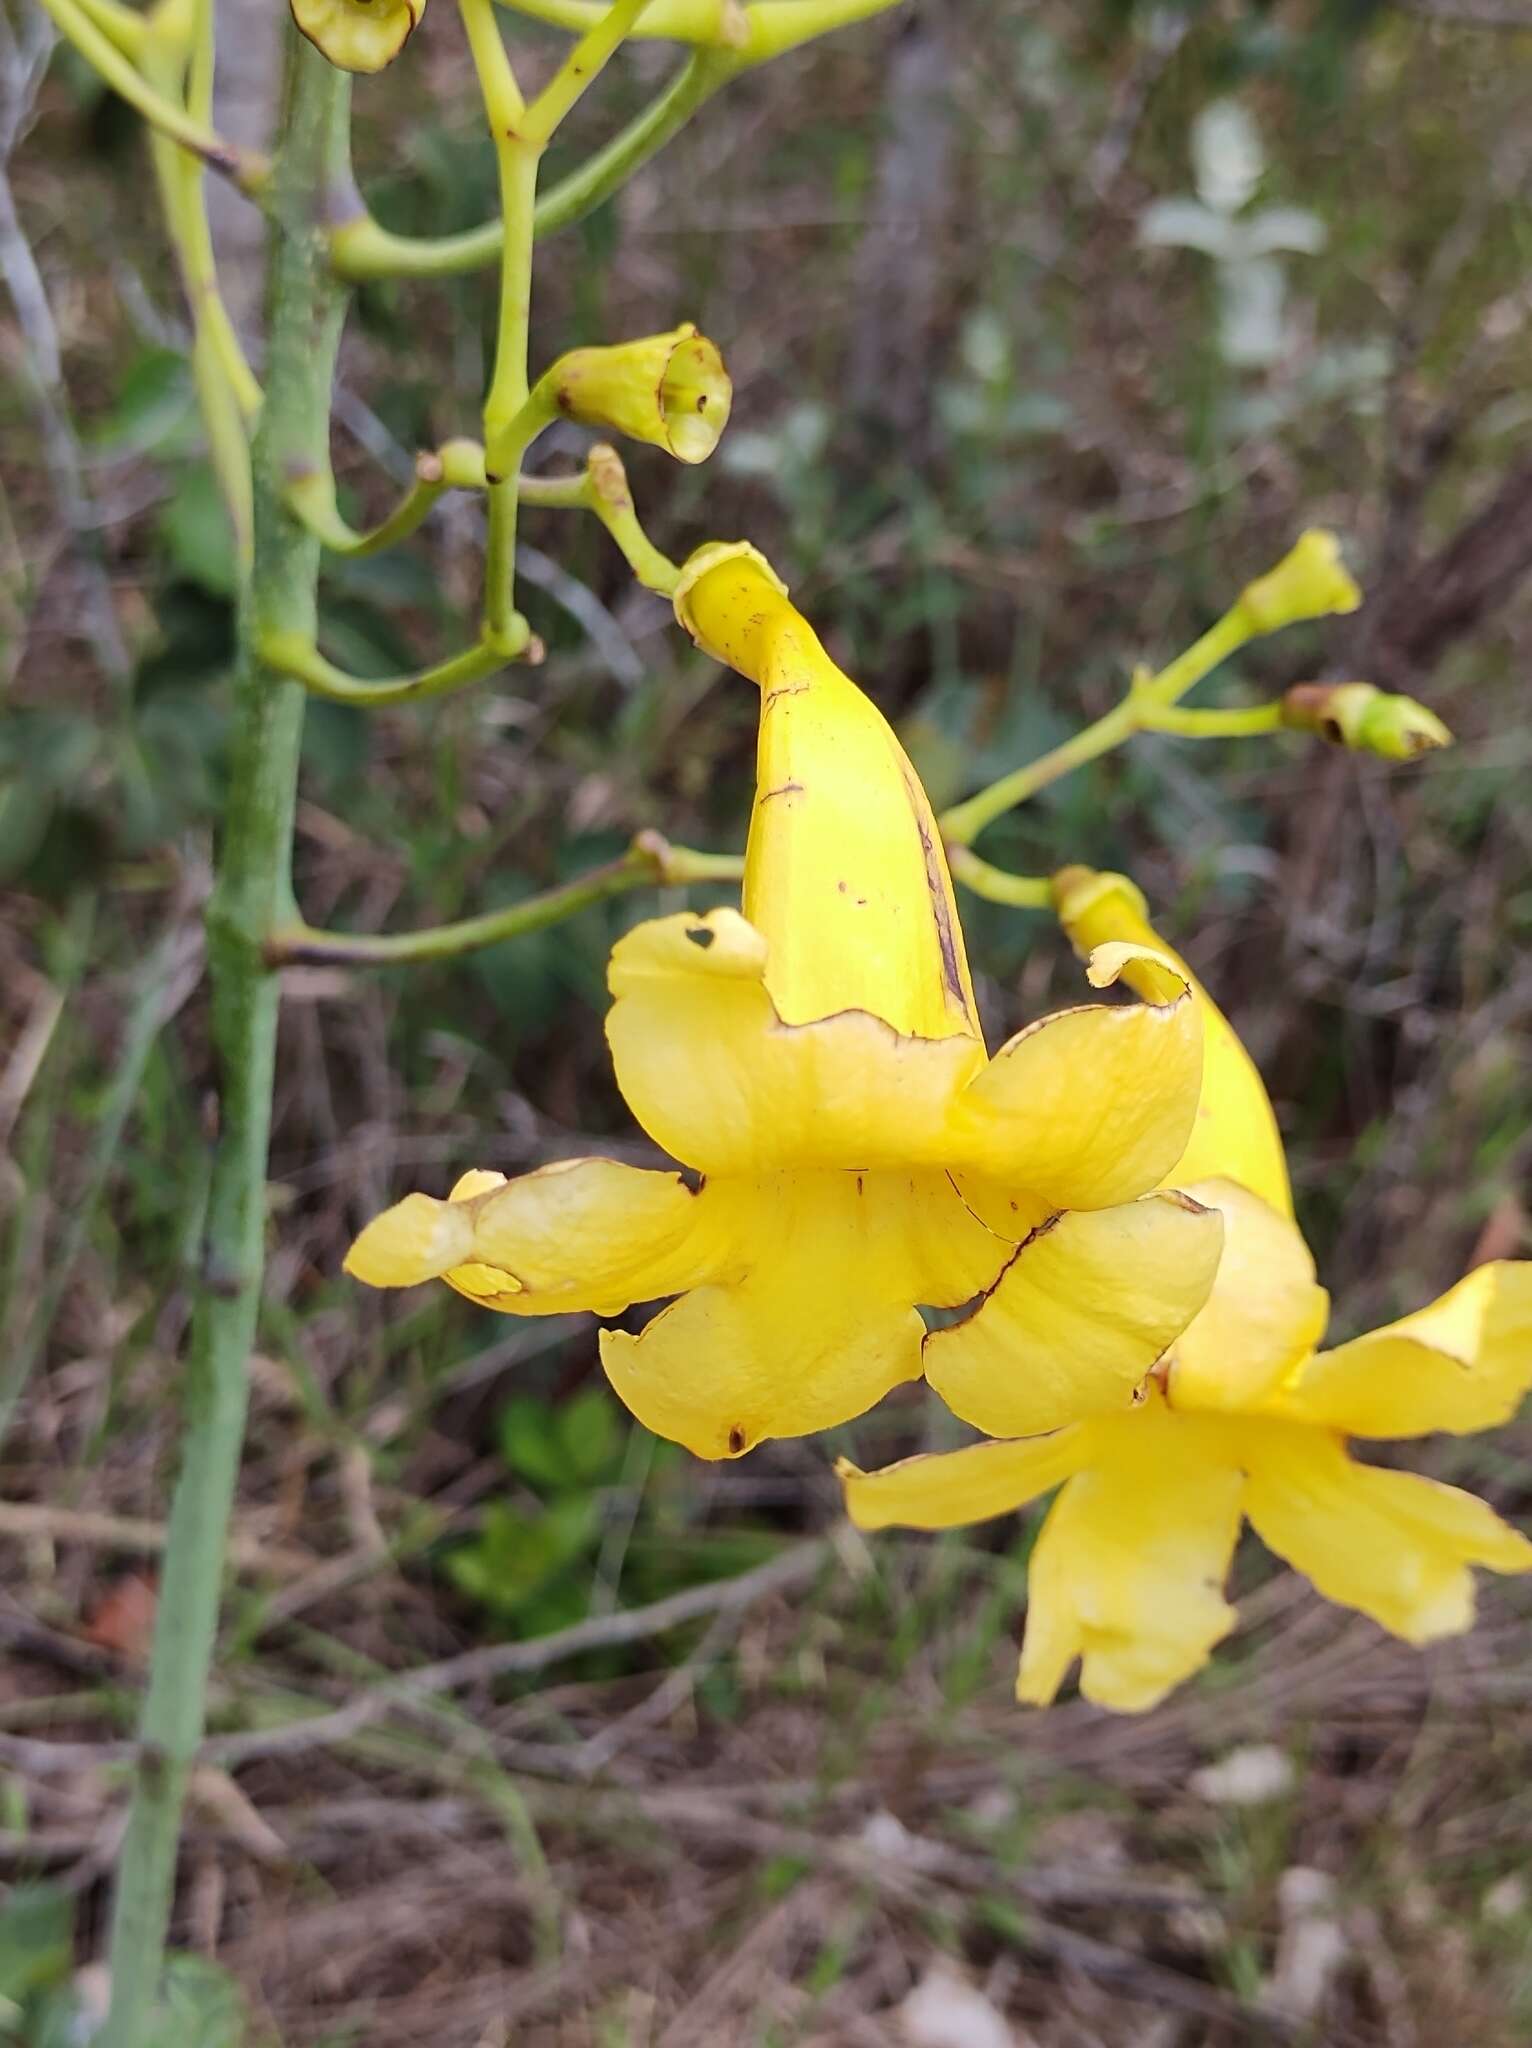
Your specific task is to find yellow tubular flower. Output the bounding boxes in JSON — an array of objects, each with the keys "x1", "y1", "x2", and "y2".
[
  {"x1": 290, "y1": 0, "x2": 425, "y2": 73},
  {"x1": 348, "y1": 563, "x2": 1223, "y2": 1460},
  {"x1": 841, "y1": 873, "x2": 1532, "y2": 1711}
]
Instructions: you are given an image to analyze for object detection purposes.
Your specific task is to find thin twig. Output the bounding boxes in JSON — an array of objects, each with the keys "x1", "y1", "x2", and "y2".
[{"x1": 201, "y1": 1540, "x2": 827, "y2": 1766}]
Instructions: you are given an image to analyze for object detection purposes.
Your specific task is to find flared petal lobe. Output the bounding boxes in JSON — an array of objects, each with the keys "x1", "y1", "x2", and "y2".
[
  {"x1": 922, "y1": 1192, "x2": 1225, "y2": 1438},
  {"x1": 1052, "y1": 867, "x2": 1293, "y2": 1219},
  {"x1": 1242, "y1": 1422, "x2": 1532, "y2": 1642},
  {"x1": 344, "y1": 1157, "x2": 727, "y2": 1316},
  {"x1": 1269, "y1": 1262, "x2": 1532, "y2": 1439},
  {"x1": 1017, "y1": 1403, "x2": 1245, "y2": 1712},
  {"x1": 600, "y1": 1169, "x2": 1003, "y2": 1459},
  {"x1": 945, "y1": 941, "x2": 1203, "y2": 1210},
  {"x1": 675, "y1": 546, "x2": 979, "y2": 1040}
]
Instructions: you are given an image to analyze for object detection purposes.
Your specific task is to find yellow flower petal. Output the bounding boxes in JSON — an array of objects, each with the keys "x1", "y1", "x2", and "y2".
[
  {"x1": 599, "y1": 1170, "x2": 965, "y2": 1458},
  {"x1": 346, "y1": 1157, "x2": 726, "y2": 1317},
  {"x1": 923, "y1": 1192, "x2": 1225, "y2": 1438},
  {"x1": 1242, "y1": 1422, "x2": 1532, "y2": 1642},
  {"x1": 1017, "y1": 1403, "x2": 1244, "y2": 1712},
  {"x1": 1168, "y1": 1178, "x2": 1330, "y2": 1413},
  {"x1": 838, "y1": 1432, "x2": 1087, "y2": 1532},
  {"x1": 675, "y1": 547, "x2": 979, "y2": 1039},
  {"x1": 1269, "y1": 1260, "x2": 1532, "y2": 1439},
  {"x1": 1051, "y1": 866, "x2": 1292, "y2": 1218},
  {"x1": 944, "y1": 942, "x2": 1203, "y2": 1209},
  {"x1": 604, "y1": 907, "x2": 983, "y2": 1175}
]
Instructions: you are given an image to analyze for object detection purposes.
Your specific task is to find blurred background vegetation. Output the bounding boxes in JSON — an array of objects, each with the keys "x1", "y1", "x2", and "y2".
[{"x1": 4, "y1": 0, "x2": 1532, "y2": 2040}]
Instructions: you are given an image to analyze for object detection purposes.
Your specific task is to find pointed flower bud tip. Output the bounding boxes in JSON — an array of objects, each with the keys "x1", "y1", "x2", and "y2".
[
  {"x1": 1236, "y1": 529, "x2": 1362, "y2": 636},
  {"x1": 673, "y1": 541, "x2": 791, "y2": 678},
  {"x1": 290, "y1": 0, "x2": 425, "y2": 73},
  {"x1": 1282, "y1": 681, "x2": 1452, "y2": 760},
  {"x1": 542, "y1": 325, "x2": 732, "y2": 465}
]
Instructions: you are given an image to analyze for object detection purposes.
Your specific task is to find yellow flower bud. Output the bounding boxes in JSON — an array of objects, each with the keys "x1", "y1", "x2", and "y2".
[
  {"x1": 290, "y1": 0, "x2": 425, "y2": 73},
  {"x1": 539, "y1": 324, "x2": 732, "y2": 465},
  {"x1": 1235, "y1": 529, "x2": 1361, "y2": 636},
  {"x1": 1281, "y1": 681, "x2": 1452, "y2": 760}
]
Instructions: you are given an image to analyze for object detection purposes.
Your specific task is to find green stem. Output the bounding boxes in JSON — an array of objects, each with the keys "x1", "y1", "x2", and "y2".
[
  {"x1": 1141, "y1": 701, "x2": 1283, "y2": 738},
  {"x1": 35, "y1": 0, "x2": 263, "y2": 190},
  {"x1": 266, "y1": 832, "x2": 743, "y2": 967},
  {"x1": 462, "y1": 0, "x2": 540, "y2": 645},
  {"x1": 261, "y1": 628, "x2": 513, "y2": 706},
  {"x1": 142, "y1": 18, "x2": 257, "y2": 559},
  {"x1": 940, "y1": 609, "x2": 1254, "y2": 847},
  {"x1": 521, "y1": 0, "x2": 657, "y2": 144},
  {"x1": 99, "y1": 41, "x2": 351, "y2": 2048},
  {"x1": 946, "y1": 846, "x2": 1052, "y2": 910},
  {"x1": 327, "y1": 51, "x2": 731, "y2": 280}
]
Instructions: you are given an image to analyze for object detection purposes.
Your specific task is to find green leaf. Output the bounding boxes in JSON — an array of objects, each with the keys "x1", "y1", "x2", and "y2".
[
  {"x1": 498, "y1": 1395, "x2": 576, "y2": 1491},
  {"x1": 153, "y1": 1954, "x2": 249, "y2": 2048},
  {"x1": 0, "y1": 1884, "x2": 71, "y2": 2002},
  {"x1": 557, "y1": 1386, "x2": 623, "y2": 1486},
  {"x1": 87, "y1": 346, "x2": 196, "y2": 459},
  {"x1": 158, "y1": 465, "x2": 239, "y2": 599}
]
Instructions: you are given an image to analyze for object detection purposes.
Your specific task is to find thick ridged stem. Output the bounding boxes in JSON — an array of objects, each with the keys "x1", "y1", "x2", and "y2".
[{"x1": 98, "y1": 40, "x2": 350, "y2": 2048}]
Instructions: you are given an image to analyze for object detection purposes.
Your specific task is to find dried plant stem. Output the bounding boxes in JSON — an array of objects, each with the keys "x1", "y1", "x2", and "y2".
[{"x1": 98, "y1": 39, "x2": 351, "y2": 2048}]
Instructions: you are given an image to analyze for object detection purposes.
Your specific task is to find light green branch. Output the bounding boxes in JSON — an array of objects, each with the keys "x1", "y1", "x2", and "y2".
[
  {"x1": 328, "y1": 51, "x2": 730, "y2": 279},
  {"x1": 266, "y1": 830, "x2": 744, "y2": 968},
  {"x1": 36, "y1": 0, "x2": 266, "y2": 192},
  {"x1": 260, "y1": 629, "x2": 522, "y2": 706}
]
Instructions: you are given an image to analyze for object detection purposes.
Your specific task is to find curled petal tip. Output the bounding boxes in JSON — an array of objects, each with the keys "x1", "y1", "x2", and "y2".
[
  {"x1": 345, "y1": 1191, "x2": 478, "y2": 1288},
  {"x1": 1084, "y1": 939, "x2": 1188, "y2": 1009}
]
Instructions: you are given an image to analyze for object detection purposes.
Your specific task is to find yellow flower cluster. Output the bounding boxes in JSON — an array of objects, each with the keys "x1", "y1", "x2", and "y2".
[{"x1": 348, "y1": 539, "x2": 1531, "y2": 1713}]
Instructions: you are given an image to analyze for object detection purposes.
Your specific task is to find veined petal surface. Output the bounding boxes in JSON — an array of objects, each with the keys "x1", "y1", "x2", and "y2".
[
  {"x1": 600, "y1": 1169, "x2": 1000, "y2": 1459},
  {"x1": 1269, "y1": 1261, "x2": 1532, "y2": 1439},
  {"x1": 922, "y1": 1191, "x2": 1224, "y2": 1438},
  {"x1": 1242, "y1": 1421, "x2": 1532, "y2": 1642},
  {"x1": 1017, "y1": 1404, "x2": 1244, "y2": 1712}
]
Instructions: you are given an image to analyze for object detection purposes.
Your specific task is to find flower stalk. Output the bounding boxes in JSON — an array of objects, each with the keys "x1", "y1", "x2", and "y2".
[
  {"x1": 266, "y1": 830, "x2": 742, "y2": 969},
  {"x1": 98, "y1": 41, "x2": 352, "y2": 2048}
]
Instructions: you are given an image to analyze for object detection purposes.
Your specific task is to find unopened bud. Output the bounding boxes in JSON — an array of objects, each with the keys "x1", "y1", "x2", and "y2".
[
  {"x1": 290, "y1": 0, "x2": 424, "y2": 73},
  {"x1": 539, "y1": 324, "x2": 731, "y2": 465},
  {"x1": 1281, "y1": 681, "x2": 1452, "y2": 760},
  {"x1": 1236, "y1": 530, "x2": 1361, "y2": 637}
]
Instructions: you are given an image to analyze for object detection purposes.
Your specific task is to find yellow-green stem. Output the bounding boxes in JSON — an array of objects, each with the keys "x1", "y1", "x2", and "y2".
[
  {"x1": 328, "y1": 50, "x2": 732, "y2": 279},
  {"x1": 142, "y1": 9, "x2": 258, "y2": 559},
  {"x1": 941, "y1": 608, "x2": 1254, "y2": 846},
  {"x1": 520, "y1": 0, "x2": 658, "y2": 146},
  {"x1": 36, "y1": 0, "x2": 263, "y2": 189},
  {"x1": 261, "y1": 629, "x2": 516, "y2": 706},
  {"x1": 267, "y1": 831, "x2": 743, "y2": 967},
  {"x1": 946, "y1": 846, "x2": 1052, "y2": 910},
  {"x1": 99, "y1": 41, "x2": 350, "y2": 2047}
]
